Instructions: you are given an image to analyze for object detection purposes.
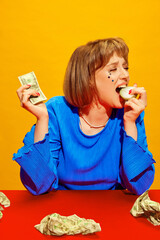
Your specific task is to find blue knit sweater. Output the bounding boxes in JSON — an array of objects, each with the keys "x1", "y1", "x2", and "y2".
[{"x1": 13, "y1": 96, "x2": 155, "y2": 195}]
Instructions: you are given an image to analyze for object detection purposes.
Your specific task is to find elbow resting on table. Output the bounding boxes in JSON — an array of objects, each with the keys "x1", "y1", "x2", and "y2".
[
  {"x1": 20, "y1": 168, "x2": 57, "y2": 195},
  {"x1": 127, "y1": 165, "x2": 155, "y2": 195}
]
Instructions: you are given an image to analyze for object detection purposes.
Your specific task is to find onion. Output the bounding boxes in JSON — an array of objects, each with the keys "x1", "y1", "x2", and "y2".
[{"x1": 119, "y1": 86, "x2": 137, "y2": 100}]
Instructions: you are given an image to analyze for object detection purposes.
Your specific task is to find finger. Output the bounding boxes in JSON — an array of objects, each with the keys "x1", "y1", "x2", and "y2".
[
  {"x1": 125, "y1": 99, "x2": 137, "y2": 109},
  {"x1": 17, "y1": 84, "x2": 31, "y2": 93},
  {"x1": 127, "y1": 98, "x2": 145, "y2": 109},
  {"x1": 130, "y1": 87, "x2": 147, "y2": 107},
  {"x1": 130, "y1": 87, "x2": 145, "y2": 95},
  {"x1": 20, "y1": 89, "x2": 40, "y2": 101},
  {"x1": 133, "y1": 83, "x2": 137, "y2": 87},
  {"x1": 23, "y1": 89, "x2": 40, "y2": 96},
  {"x1": 21, "y1": 90, "x2": 40, "y2": 107},
  {"x1": 125, "y1": 98, "x2": 145, "y2": 112},
  {"x1": 16, "y1": 84, "x2": 31, "y2": 99},
  {"x1": 124, "y1": 101, "x2": 140, "y2": 114},
  {"x1": 127, "y1": 97, "x2": 141, "y2": 105},
  {"x1": 21, "y1": 96, "x2": 46, "y2": 118}
]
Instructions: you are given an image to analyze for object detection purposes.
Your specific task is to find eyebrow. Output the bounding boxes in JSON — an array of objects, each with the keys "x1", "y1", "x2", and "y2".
[{"x1": 106, "y1": 61, "x2": 128, "y2": 66}]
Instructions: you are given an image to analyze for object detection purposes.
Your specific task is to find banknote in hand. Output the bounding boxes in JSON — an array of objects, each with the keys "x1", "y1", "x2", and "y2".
[{"x1": 18, "y1": 71, "x2": 47, "y2": 104}]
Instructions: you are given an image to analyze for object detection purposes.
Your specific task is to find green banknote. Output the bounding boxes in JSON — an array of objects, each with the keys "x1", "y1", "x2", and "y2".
[
  {"x1": 0, "y1": 192, "x2": 10, "y2": 208},
  {"x1": 35, "y1": 213, "x2": 101, "y2": 236},
  {"x1": 130, "y1": 190, "x2": 160, "y2": 226},
  {"x1": 0, "y1": 206, "x2": 3, "y2": 219},
  {"x1": 0, "y1": 192, "x2": 10, "y2": 219},
  {"x1": 18, "y1": 71, "x2": 47, "y2": 104}
]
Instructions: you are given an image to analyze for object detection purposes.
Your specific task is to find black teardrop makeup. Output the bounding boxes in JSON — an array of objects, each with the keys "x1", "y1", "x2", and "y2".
[
  {"x1": 108, "y1": 72, "x2": 114, "y2": 82},
  {"x1": 108, "y1": 71, "x2": 111, "y2": 78}
]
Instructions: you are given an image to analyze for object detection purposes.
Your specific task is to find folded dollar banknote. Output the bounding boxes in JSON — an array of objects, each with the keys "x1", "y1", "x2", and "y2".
[
  {"x1": 0, "y1": 206, "x2": 4, "y2": 219},
  {"x1": 0, "y1": 192, "x2": 10, "y2": 219},
  {"x1": 35, "y1": 213, "x2": 101, "y2": 236},
  {"x1": 130, "y1": 190, "x2": 160, "y2": 226},
  {"x1": 18, "y1": 71, "x2": 47, "y2": 104}
]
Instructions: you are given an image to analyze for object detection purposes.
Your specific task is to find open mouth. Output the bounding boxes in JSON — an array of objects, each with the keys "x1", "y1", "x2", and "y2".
[{"x1": 115, "y1": 85, "x2": 127, "y2": 93}]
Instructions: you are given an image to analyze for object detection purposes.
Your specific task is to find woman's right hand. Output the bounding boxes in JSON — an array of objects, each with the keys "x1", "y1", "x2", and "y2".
[{"x1": 16, "y1": 84, "x2": 49, "y2": 120}]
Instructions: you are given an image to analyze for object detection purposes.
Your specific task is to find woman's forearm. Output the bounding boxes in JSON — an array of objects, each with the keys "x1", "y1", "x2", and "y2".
[
  {"x1": 124, "y1": 120, "x2": 137, "y2": 141},
  {"x1": 34, "y1": 116, "x2": 49, "y2": 143}
]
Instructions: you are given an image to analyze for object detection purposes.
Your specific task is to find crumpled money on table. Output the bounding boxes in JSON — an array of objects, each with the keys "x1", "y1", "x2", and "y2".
[
  {"x1": 0, "y1": 192, "x2": 10, "y2": 219},
  {"x1": 130, "y1": 190, "x2": 160, "y2": 226},
  {"x1": 35, "y1": 213, "x2": 101, "y2": 236}
]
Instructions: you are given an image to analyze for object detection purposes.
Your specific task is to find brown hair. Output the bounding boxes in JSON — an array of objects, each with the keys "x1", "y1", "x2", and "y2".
[{"x1": 63, "y1": 37, "x2": 129, "y2": 108}]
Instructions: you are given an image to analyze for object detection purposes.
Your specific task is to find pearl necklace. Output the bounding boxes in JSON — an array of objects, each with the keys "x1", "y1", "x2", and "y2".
[{"x1": 80, "y1": 113, "x2": 108, "y2": 129}]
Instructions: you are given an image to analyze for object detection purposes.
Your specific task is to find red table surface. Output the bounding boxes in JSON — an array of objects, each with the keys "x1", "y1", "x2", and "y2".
[{"x1": 0, "y1": 190, "x2": 160, "y2": 239}]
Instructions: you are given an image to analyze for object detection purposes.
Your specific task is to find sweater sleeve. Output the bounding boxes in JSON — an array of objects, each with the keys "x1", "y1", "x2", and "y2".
[
  {"x1": 119, "y1": 111, "x2": 155, "y2": 195},
  {"x1": 12, "y1": 99, "x2": 61, "y2": 195}
]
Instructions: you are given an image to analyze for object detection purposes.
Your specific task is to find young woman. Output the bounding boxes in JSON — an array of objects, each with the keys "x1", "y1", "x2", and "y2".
[{"x1": 13, "y1": 37, "x2": 155, "y2": 195}]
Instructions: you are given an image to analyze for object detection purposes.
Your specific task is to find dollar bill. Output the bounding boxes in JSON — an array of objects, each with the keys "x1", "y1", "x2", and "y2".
[
  {"x1": 0, "y1": 205, "x2": 4, "y2": 219},
  {"x1": 0, "y1": 192, "x2": 10, "y2": 219},
  {"x1": 35, "y1": 213, "x2": 101, "y2": 236},
  {"x1": 18, "y1": 71, "x2": 47, "y2": 104},
  {"x1": 0, "y1": 192, "x2": 10, "y2": 208},
  {"x1": 0, "y1": 210, "x2": 3, "y2": 219},
  {"x1": 130, "y1": 190, "x2": 160, "y2": 226}
]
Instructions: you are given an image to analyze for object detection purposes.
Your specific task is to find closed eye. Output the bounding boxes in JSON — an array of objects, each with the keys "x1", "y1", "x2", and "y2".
[{"x1": 109, "y1": 67, "x2": 129, "y2": 72}]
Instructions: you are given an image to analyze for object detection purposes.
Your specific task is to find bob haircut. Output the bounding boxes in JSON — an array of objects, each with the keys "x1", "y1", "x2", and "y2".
[{"x1": 63, "y1": 37, "x2": 129, "y2": 108}]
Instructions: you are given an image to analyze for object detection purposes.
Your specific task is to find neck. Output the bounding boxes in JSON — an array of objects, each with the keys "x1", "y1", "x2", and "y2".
[{"x1": 79, "y1": 102, "x2": 112, "y2": 128}]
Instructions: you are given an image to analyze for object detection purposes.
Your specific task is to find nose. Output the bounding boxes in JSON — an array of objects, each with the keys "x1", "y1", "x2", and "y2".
[{"x1": 119, "y1": 68, "x2": 129, "y2": 81}]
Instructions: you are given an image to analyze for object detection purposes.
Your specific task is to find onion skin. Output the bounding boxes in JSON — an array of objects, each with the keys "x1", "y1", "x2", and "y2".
[{"x1": 119, "y1": 86, "x2": 137, "y2": 100}]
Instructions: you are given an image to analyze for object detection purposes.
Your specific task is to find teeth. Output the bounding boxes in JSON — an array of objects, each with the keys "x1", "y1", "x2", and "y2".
[
  {"x1": 116, "y1": 85, "x2": 127, "y2": 93},
  {"x1": 118, "y1": 85, "x2": 127, "y2": 88}
]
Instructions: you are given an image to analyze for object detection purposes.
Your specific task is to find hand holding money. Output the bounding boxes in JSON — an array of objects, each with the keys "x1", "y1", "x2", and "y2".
[
  {"x1": 16, "y1": 72, "x2": 48, "y2": 120},
  {"x1": 18, "y1": 72, "x2": 47, "y2": 105}
]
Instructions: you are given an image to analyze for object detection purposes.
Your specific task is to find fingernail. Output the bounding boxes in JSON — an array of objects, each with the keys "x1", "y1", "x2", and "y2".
[
  {"x1": 129, "y1": 90, "x2": 132, "y2": 94},
  {"x1": 27, "y1": 84, "x2": 31, "y2": 87},
  {"x1": 36, "y1": 92, "x2": 40, "y2": 96}
]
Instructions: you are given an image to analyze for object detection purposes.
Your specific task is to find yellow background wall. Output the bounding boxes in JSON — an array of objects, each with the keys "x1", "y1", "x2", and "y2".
[{"x1": 0, "y1": 0, "x2": 160, "y2": 190}]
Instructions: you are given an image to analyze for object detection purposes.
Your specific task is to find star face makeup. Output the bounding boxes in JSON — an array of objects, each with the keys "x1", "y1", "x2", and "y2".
[{"x1": 108, "y1": 71, "x2": 111, "y2": 79}]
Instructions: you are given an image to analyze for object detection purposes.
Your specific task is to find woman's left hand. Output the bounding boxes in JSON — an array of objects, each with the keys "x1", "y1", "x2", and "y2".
[{"x1": 123, "y1": 84, "x2": 147, "y2": 123}]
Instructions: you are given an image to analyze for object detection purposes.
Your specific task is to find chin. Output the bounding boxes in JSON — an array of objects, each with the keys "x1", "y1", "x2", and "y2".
[{"x1": 114, "y1": 101, "x2": 125, "y2": 109}]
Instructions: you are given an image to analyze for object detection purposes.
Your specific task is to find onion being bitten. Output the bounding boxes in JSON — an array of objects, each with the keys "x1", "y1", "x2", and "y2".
[{"x1": 119, "y1": 86, "x2": 137, "y2": 101}]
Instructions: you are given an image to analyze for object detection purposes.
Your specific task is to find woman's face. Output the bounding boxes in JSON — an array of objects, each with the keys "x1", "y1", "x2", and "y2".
[{"x1": 95, "y1": 52, "x2": 130, "y2": 109}]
